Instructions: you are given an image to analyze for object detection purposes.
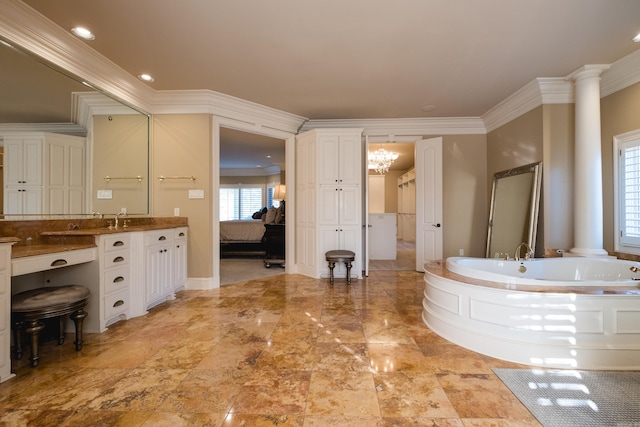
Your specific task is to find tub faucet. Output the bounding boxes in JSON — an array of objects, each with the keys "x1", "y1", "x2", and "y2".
[{"x1": 514, "y1": 243, "x2": 534, "y2": 261}]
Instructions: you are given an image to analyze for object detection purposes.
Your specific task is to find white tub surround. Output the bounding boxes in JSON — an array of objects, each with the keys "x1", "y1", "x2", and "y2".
[
  {"x1": 567, "y1": 65, "x2": 610, "y2": 257},
  {"x1": 423, "y1": 258, "x2": 640, "y2": 370}
]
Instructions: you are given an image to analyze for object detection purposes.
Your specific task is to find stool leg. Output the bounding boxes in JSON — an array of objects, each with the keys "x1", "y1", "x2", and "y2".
[
  {"x1": 70, "y1": 309, "x2": 87, "y2": 351},
  {"x1": 328, "y1": 261, "x2": 336, "y2": 285},
  {"x1": 13, "y1": 321, "x2": 24, "y2": 360},
  {"x1": 58, "y1": 316, "x2": 66, "y2": 345},
  {"x1": 345, "y1": 261, "x2": 352, "y2": 285},
  {"x1": 25, "y1": 320, "x2": 45, "y2": 367}
]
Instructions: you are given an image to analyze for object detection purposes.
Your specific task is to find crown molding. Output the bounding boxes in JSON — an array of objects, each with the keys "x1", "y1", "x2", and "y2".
[
  {"x1": 601, "y1": 48, "x2": 640, "y2": 98},
  {"x1": 0, "y1": 122, "x2": 86, "y2": 136},
  {"x1": 220, "y1": 165, "x2": 281, "y2": 177},
  {"x1": 0, "y1": 0, "x2": 154, "y2": 113},
  {"x1": 152, "y1": 90, "x2": 307, "y2": 135},
  {"x1": 301, "y1": 117, "x2": 486, "y2": 136},
  {"x1": 73, "y1": 92, "x2": 146, "y2": 130},
  {"x1": 481, "y1": 78, "x2": 573, "y2": 133}
]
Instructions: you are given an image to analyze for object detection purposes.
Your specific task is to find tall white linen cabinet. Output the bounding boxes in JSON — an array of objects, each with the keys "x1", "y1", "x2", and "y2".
[{"x1": 296, "y1": 128, "x2": 364, "y2": 280}]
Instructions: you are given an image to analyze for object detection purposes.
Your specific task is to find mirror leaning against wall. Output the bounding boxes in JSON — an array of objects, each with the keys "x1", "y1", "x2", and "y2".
[
  {"x1": 0, "y1": 37, "x2": 150, "y2": 219},
  {"x1": 486, "y1": 161, "x2": 542, "y2": 259}
]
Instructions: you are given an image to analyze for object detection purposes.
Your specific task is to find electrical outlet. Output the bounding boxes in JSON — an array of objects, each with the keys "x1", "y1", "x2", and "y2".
[
  {"x1": 459, "y1": 248, "x2": 464, "y2": 256},
  {"x1": 174, "y1": 207, "x2": 180, "y2": 216}
]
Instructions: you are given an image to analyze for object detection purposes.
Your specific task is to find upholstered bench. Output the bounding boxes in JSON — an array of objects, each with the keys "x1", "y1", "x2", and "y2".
[
  {"x1": 12, "y1": 285, "x2": 90, "y2": 367},
  {"x1": 325, "y1": 250, "x2": 355, "y2": 285}
]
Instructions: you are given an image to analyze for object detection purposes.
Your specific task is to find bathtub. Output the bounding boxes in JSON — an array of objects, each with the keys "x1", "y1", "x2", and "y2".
[{"x1": 422, "y1": 257, "x2": 640, "y2": 370}]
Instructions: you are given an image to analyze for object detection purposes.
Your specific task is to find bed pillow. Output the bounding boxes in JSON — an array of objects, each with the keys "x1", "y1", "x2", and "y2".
[
  {"x1": 264, "y1": 207, "x2": 277, "y2": 224},
  {"x1": 275, "y1": 206, "x2": 283, "y2": 224}
]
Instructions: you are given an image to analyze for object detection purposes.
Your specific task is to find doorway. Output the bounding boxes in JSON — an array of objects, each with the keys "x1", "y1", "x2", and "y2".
[
  {"x1": 366, "y1": 137, "x2": 443, "y2": 273},
  {"x1": 367, "y1": 141, "x2": 416, "y2": 271},
  {"x1": 217, "y1": 126, "x2": 288, "y2": 285}
]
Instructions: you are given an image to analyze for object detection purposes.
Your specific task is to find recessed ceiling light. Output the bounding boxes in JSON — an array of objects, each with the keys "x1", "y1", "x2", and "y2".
[
  {"x1": 137, "y1": 74, "x2": 155, "y2": 83},
  {"x1": 633, "y1": 33, "x2": 640, "y2": 43},
  {"x1": 71, "y1": 27, "x2": 95, "y2": 40},
  {"x1": 421, "y1": 104, "x2": 437, "y2": 112}
]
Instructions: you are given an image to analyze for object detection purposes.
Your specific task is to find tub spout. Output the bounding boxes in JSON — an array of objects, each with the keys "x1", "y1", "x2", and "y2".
[{"x1": 514, "y1": 243, "x2": 534, "y2": 261}]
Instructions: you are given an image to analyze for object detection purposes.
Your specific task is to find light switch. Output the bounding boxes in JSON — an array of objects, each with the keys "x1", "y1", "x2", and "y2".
[
  {"x1": 97, "y1": 190, "x2": 112, "y2": 199},
  {"x1": 188, "y1": 189, "x2": 205, "y2": 199}
]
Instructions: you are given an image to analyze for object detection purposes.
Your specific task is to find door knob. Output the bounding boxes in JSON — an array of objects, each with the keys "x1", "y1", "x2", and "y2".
[{"x1": 433, "y1": 223, "x2": 441, "y2": 227}]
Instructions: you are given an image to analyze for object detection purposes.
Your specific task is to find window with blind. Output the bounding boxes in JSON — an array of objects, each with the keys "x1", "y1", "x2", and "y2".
[
  {"x1": 615, "y1": 130, "x2": 640, "y2": 252},
  {"x1": 219, "y1": 185, "x2": 264, "y2": 221}
]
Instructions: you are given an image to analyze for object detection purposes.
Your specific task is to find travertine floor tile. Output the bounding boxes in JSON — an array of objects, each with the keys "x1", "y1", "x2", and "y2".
[{"x1": 0, "y1": 270, "x2": 540, "y2": 426}]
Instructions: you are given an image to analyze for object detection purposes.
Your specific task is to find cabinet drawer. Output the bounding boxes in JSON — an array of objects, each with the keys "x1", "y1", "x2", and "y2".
[
  {"x1": 12, "y1": 247, "x2": 96, "y2": 277},
  {"x1": 103, "y1": 249, "x2": 129, "y2": 269},
  {"x1": 144, "y1": 229, "x2": 174, "y2": 246},
  {"x1": 104, "y1": 266, "x2": 130, "y2": 294},
  {"x1": 174, "y1": 227, "x2": 187, "y2": 240},
  {"x1": 104, "y1": 290, "x2": 129, "y2": 320},
  {"x1": 102, "y1": 234, "x2": 131, "y2": 253}
]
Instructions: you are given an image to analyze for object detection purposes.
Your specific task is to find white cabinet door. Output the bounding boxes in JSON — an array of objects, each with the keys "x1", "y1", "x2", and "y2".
[
  {"x1": 317, "y1": 135, "x2": 340, "y2": 184},
  {"x1": 339, "y1": 185, "x2": 360, "y2": 225},
  {"x1": 337, "y1": 134, "x2": 361, "y2": 185},
  {"x1": 144, "y1": 230, "x2": 175, "y2": 309},
  {"x1": 318, "y1": 185, "x2": 340, "y2": 224},
  {"x1": 174, "y1": 228, "x2": 188, "y2": 290},
  {"x1": 0, "y1": 244, "x2": 12, "y2": 383}
]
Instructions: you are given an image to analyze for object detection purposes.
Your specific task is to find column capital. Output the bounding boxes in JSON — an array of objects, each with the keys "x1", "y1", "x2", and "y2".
[{"x1": 566, "y1": 64, "x2": 611, "y2": 82}]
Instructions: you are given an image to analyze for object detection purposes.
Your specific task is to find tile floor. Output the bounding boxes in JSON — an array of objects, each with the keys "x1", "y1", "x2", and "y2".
[{"x1": 0, "y1": 271, "x2": 541, "y2": 426}]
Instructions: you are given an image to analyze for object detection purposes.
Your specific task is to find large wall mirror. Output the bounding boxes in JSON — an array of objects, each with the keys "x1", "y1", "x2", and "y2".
[
  {"x1": 0, "y1": 37, "x2": 149, "y2": 218},
  {"x1": 486, "y1": 162, "x2": 542, "y2": 258}
]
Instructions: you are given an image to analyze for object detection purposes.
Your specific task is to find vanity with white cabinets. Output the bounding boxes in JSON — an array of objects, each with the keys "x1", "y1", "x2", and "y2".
[{"x1": 1, "y1": 218, "x2": 188, "y2": 381}]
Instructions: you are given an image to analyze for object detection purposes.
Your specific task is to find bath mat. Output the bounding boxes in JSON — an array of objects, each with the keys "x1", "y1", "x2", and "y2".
[{"x1": 493, "y1": 368, "x2": 640, "y2": 427}]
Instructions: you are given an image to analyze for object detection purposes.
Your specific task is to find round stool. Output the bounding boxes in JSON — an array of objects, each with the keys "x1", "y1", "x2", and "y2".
[
  {"x1": 12, "y1": 285, "x2": 90, "y2": 367},
  {"x1": 325, "y1": 250, "x2": 355, "y2": 285}
]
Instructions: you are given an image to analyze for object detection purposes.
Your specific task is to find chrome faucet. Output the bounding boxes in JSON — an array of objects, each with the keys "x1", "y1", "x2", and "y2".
[
  {"x1": 514, "y1": 243, "x2": 534, "y2": 261},
  {"x1": 115, "y1": 211, "x2": 126, "y2": 228},
  {"x1": 91, "y1": 211, "x2": 102, "y2": 219}
]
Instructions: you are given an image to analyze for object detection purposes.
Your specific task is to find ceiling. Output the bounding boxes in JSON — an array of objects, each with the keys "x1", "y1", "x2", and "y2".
[{"x1": 7, "y1": 0, "x2": 640, "y2": 172}]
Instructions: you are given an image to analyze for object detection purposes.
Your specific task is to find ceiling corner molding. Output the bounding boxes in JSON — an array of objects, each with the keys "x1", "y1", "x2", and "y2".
[
  {"x1": 0, "y1": 122, "x2": 86, "y2": 136},
  {"x1": 301, "y1": 117, "x2": 486, "y2": 136},
  {"x1": 73, "y1": 92, "x2": 144, "y2": 129},
  {"x1": 601, "y1": 48, "x2": 640, "y2": 98},
  {"x1": 0, "y1": 1, "x2": 154, "y2": 113},
  {"x1": 482, "y1": 77, "x2": 571, "y2": 133},
  {"x1": 152, "y1": 89, "x2": 307, "y2": 135}
]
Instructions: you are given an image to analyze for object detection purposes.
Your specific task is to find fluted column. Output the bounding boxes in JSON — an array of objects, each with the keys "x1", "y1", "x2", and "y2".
[{"x1": 567, "y1": 65, "x2": 609, "y2": 257}]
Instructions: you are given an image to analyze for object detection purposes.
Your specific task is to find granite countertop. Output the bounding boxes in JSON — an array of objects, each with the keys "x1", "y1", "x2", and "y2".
[
  {"x1": 40, "y1": 223, "x2": 186, "y2": 236},
  {"x1": 1, "y1": 217, "x2": 188, "y2": 259},
  {"x1": 11, "y1": 243, "x2": 97, "y2": 259},
  {"x1": 0, "y1": 237, "x2": 20, "y2": 244}
]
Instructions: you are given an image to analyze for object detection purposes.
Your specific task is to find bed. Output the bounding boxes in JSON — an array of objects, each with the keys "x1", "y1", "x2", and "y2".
[{"x1": 220, "y1": 220, "x2": 267, "y2": 256}]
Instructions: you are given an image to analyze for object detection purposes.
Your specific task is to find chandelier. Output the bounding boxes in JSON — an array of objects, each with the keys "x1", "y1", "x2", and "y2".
[{"x1": 368, "y1": 148, "x2": 399, "y2": 174}]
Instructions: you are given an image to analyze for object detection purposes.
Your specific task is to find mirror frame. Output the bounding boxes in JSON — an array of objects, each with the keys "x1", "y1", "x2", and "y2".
[{"x1": 486, "y1": 161, "x2": 542, "y2": 258}]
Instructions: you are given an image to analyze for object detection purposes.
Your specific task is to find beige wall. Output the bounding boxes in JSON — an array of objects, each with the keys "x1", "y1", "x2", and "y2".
[
  {"x1": 441, "y1": 134, "x2": 488, "y2": 258},
  {"x1": 487, "y1": 108, "x2": 545, "y2": 254},
  {"x1": 601, "y1": 81, "x2": 640, "y2": 253},
  {"x1": 542, "y1": 103, "x2": 574, "y2": 252},
  {"x1": 92, "y1": 114, "x2": 149, "y2": 214},
  {"x1": 152, "y1": 114, "x2": 212, "y2": 278}
]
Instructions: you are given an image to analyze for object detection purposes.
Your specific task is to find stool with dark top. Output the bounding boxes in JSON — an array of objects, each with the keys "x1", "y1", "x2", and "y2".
[
  {"x1": 325, "y1": 250, "x2": 355, "y2": 285},
  {"x1": 12, "y1": 285, "x2": 90, "y2": 367}
]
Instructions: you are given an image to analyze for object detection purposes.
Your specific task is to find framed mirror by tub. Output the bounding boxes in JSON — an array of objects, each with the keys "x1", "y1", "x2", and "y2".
[
  {"x1": 486, "y1": 161, "x2": 542, "y2": 259},
  {"x1": 0, "y1": 36, "x2": 150, "y2": 218}
]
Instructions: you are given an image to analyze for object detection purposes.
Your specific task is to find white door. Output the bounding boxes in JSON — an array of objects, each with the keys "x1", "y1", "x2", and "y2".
[{"x1": 415, "y1": 137, "x2": 443, "y2": 271}]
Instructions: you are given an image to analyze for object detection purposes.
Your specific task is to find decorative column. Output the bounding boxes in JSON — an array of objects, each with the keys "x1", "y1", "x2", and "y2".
[{"x1": 567, "y1": 65, "x2": 610, "y2": 257}]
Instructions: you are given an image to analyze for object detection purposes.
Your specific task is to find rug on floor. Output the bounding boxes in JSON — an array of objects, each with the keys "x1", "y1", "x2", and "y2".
[{"x1": 493, "y1": 368, "x2": 640, "y2": 427}]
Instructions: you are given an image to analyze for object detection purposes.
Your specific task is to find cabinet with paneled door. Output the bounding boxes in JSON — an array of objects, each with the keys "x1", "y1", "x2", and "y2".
[{"x1": 295, "y1": 128, "x2": 364, "y2": 280}]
